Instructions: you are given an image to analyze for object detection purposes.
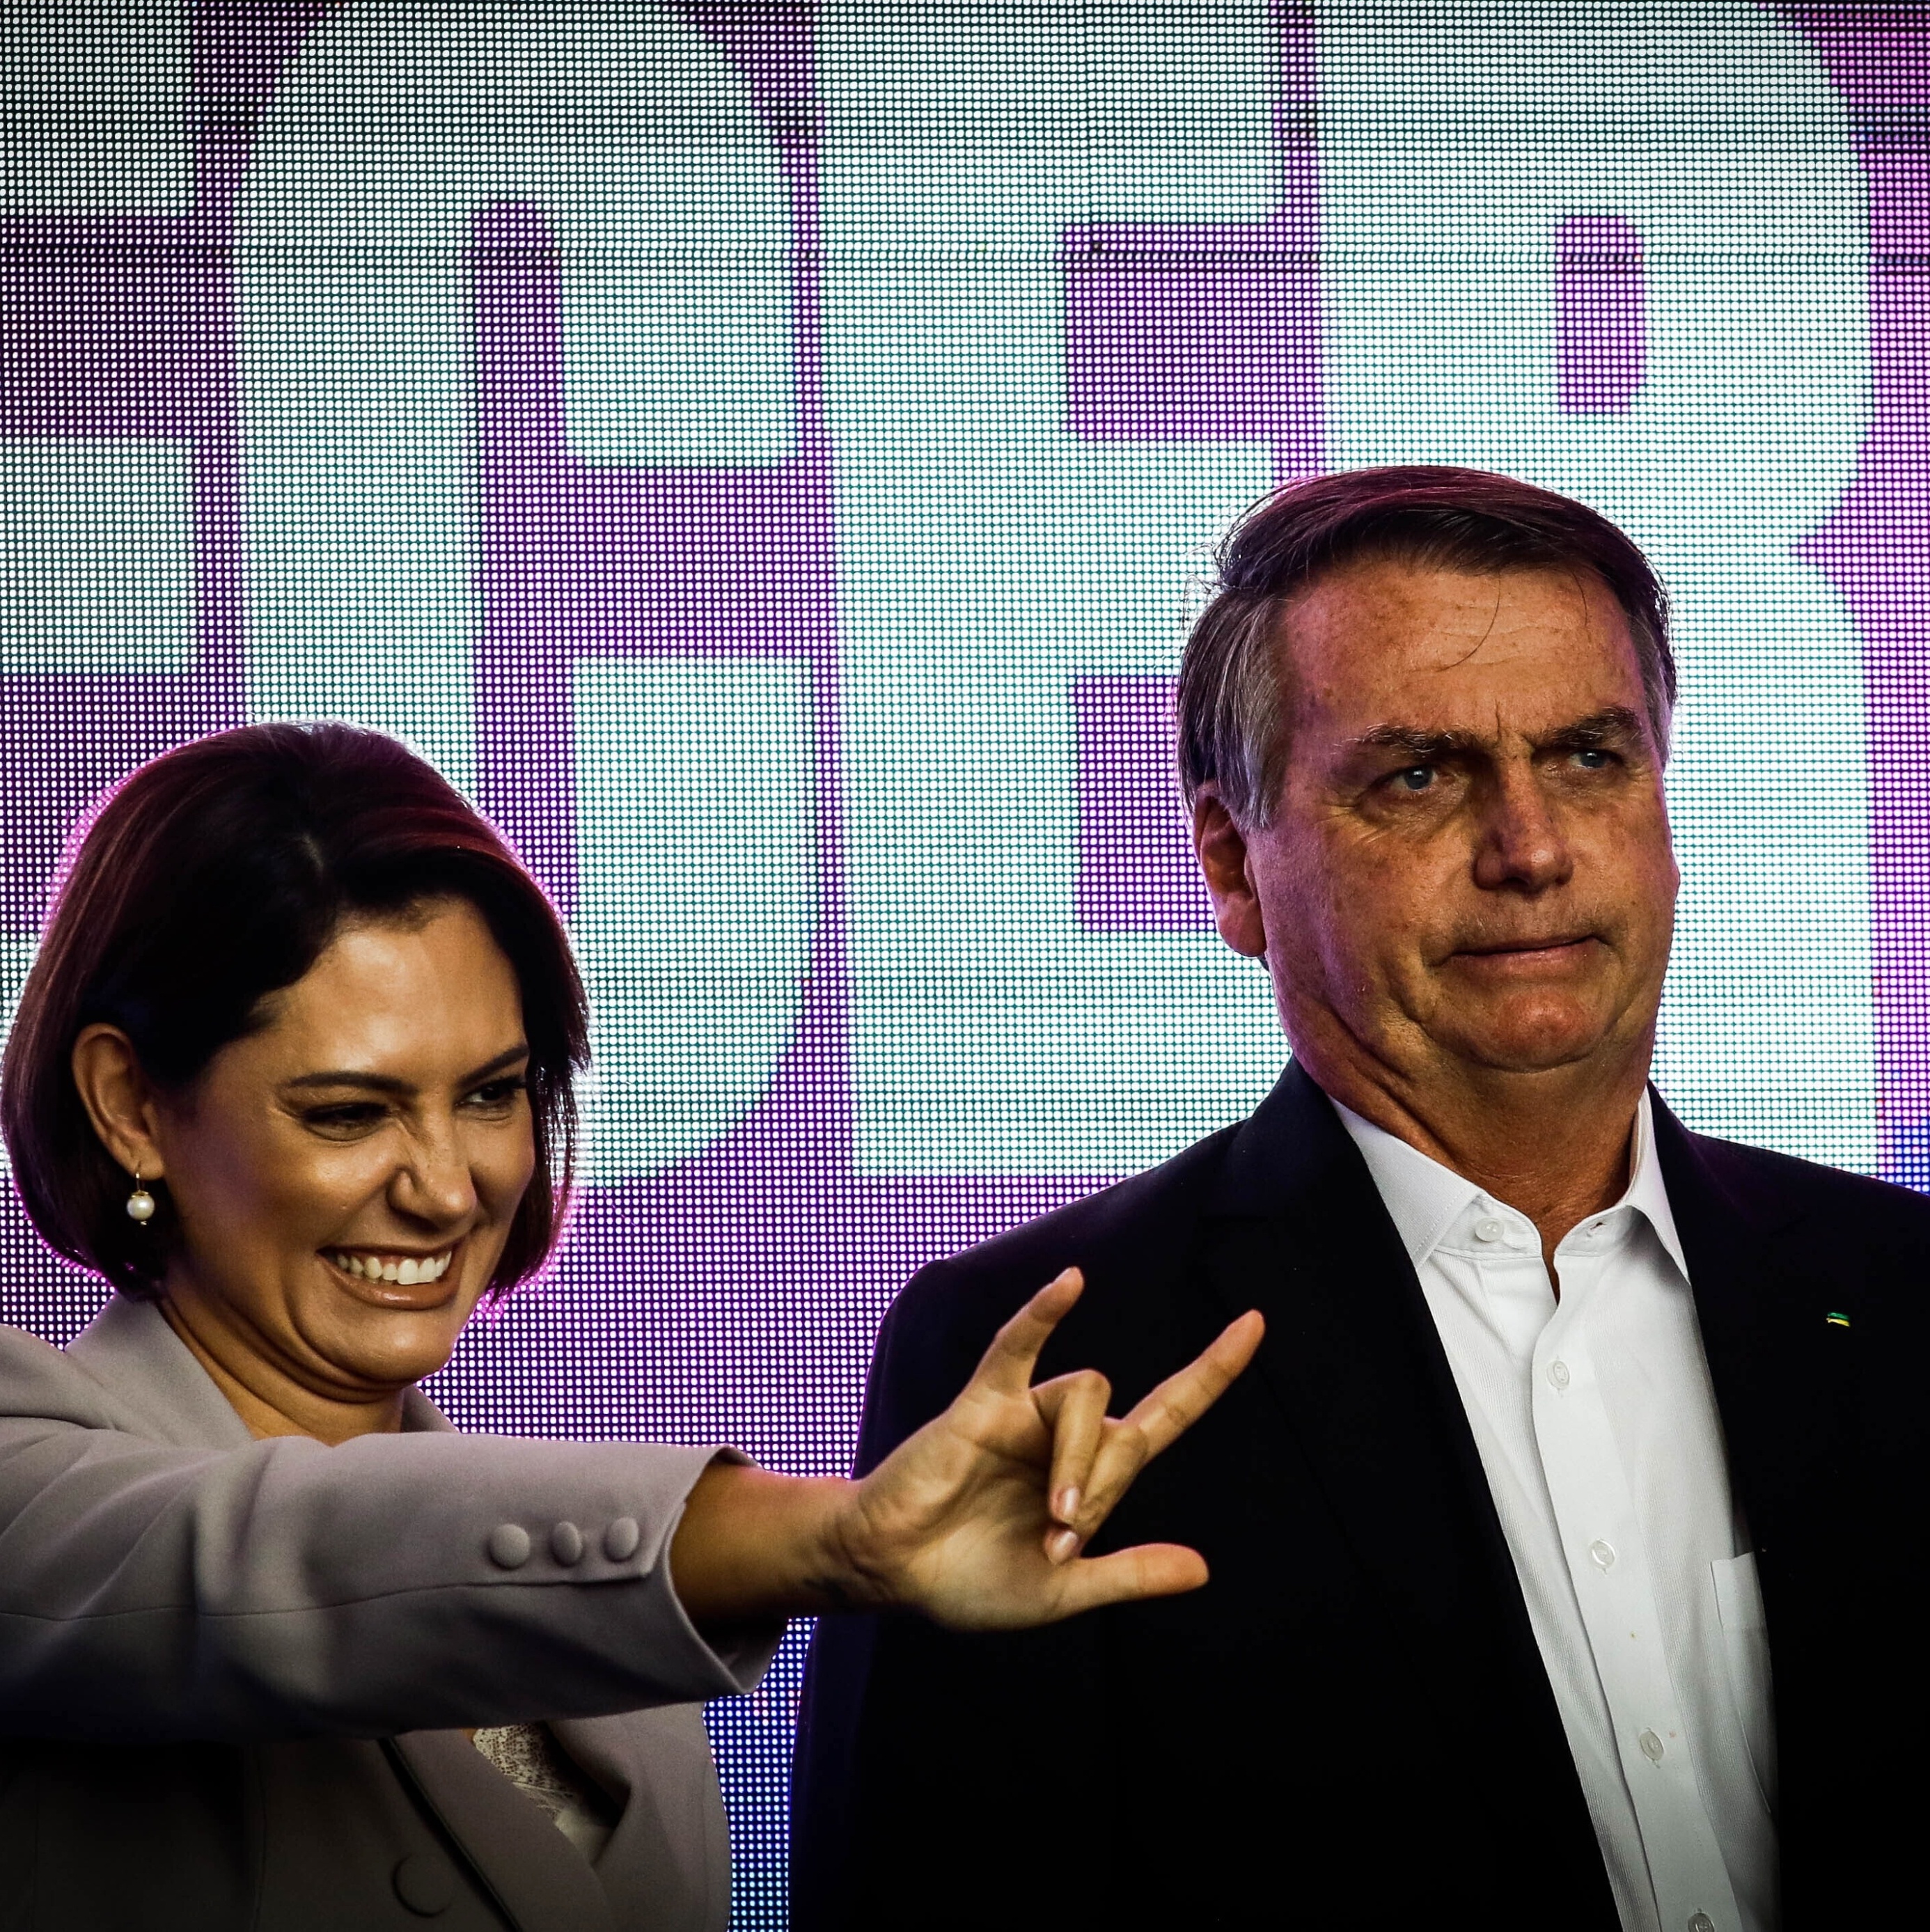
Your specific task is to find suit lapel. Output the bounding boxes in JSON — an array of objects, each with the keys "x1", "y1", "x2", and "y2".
[
  {"x1": 61, "y1": 1293, "x2": 635, "y2": 1929},
  {"x1": 63, "y1": 1294, "x2": 256, "y2": 1449},
  {"x1": 556, "y1": 1709, "x2": 728, "y2": 1929},
  {"x1": 1650, "y1": 1099, "x2": 1841, "y2": 1562},
  {"x1": 1198, "y1": 1064, "x2": 1613, "y2": 1902},
  {"x1": 387, "y1": 1731, "x2": 618, "y2": 1932},
  {"x1": 1200, "y1": 1064, "x2": 1542, "y2": 1634}
]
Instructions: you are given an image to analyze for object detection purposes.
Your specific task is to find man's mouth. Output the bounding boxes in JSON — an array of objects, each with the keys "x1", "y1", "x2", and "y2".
[
  {"x1": 1451, "y1": 933, "x2": 1601, "y2": 964},
  {"x1": 1464, "y1": 934, "x2": 1592, "y2": 952}
]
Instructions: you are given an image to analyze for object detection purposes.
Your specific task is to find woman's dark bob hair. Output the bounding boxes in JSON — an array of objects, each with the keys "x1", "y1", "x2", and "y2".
[{"x1": 0, "y1": 721, "x2": 589, "y2": 1301}]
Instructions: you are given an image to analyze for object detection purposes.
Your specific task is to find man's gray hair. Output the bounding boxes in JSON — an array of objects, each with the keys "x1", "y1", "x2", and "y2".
[{"x1": 1177, "y1": 466, "x2": 1675, "y2": 830}]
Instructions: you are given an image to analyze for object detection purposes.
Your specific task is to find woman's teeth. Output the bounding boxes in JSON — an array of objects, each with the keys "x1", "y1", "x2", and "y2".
[{"x1": 324, "y1": 1250, "x2": 453, "y2": 1286}]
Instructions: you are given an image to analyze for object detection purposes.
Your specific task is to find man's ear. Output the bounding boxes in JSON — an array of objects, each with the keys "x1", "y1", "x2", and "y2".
[{"x1": 1192, "y1": 790, "x2": 1268, "y2": 959}]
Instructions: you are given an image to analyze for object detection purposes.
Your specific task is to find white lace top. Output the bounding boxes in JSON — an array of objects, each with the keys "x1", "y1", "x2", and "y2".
[{"x1": 471, "y1": 1722, "x2": 616, "y2": 1864}]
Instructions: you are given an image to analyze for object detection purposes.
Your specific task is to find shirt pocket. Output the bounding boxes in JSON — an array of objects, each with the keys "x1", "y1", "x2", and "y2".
[{"x1": 1711, "y1": 1550, "x2": 1778, "y2": 1815}]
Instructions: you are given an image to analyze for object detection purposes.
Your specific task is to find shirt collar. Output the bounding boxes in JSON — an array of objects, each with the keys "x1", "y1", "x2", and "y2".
[{"x1": 1330, "y1": 1086, "x2": 1690, "y2": 1282}]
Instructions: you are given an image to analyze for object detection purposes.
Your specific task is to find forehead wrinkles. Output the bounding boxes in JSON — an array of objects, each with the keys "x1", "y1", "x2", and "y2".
[
  {"x1": 1393, "y1": 572, "x2": 1595, "y2": 665},
  {"x1": 1288, "y1": 564, "x2": 1632, "y2": 716}
]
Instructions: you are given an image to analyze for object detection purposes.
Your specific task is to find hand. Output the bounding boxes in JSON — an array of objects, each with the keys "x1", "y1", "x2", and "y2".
[{"x1": 826, "y1": 1268, "x2": 1264, "y2": 1630}]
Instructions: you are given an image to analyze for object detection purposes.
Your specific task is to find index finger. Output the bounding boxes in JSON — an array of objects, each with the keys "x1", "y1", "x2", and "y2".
[
  {"x1": 962, "y1": 1267, "x2": 1085, "y2": 1399},
  {"x1": 1120, "y1": 1310, "x2": 1264, "y2": 1459}
]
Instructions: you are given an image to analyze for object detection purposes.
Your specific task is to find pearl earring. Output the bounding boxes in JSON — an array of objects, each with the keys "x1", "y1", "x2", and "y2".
[{"x1": 125, "y1": 1170, "x2": 156, "y2": 1223}]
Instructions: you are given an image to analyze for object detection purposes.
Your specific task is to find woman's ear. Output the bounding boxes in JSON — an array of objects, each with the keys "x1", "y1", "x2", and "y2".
[
  {"x1": 70, "y1": 1024, "x2": 167, "y2": 1181},
  {"x1": 1192, "y1": 790, "x2": 1269, "y2": 959}
]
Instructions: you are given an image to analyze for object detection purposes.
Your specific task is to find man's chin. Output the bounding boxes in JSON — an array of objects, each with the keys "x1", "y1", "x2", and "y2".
[
  {"x1": 1454, "y1": 1036, "x2": 1606, "y2": 1075},
  {"x1": 1431, "y1": 998, "x2": 1626, "y2": 1075}
]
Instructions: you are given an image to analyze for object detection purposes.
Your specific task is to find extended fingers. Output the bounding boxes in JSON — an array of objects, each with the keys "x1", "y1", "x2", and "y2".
[
  {"x1": 1050, "y1": 1314, "x2": 1266, "y2": 1548},
  {"x1": 1056, "y1": 1413, "x2": 1153, "y2": 1549},
  {"x1": 963, "y1": 1267, "x2": 1085, "y2": 1401},
  {"x1": 1032, "y1": 1367, "x2": 1112, "y2": 1558},
  {"x1": 1122, "y1": 1310, "x2": 1264, "y2": 1459}
]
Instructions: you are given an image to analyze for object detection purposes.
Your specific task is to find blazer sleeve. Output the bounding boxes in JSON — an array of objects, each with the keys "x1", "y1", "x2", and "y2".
[{"x1": 0, "y1": 1325, "x2": 776, "y2": 1743}]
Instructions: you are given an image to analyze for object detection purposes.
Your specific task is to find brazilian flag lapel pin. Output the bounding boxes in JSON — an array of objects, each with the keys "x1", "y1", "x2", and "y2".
[{"x1": 1825, "y1": 1310, "x2": 1851, "y2": 1330}]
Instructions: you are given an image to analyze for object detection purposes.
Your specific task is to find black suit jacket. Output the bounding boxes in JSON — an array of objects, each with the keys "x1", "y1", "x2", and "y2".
[{"x1": 792, "y1": 1065, "x2": 1930, "y2": 1929}]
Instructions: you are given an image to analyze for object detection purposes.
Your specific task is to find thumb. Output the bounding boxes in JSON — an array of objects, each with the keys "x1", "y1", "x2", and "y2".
[{"x1": 1049, "y1": 1542, "x2": 1211, "y2": 1619}]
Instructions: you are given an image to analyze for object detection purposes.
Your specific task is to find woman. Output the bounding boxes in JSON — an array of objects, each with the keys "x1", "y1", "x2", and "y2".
[{"x1": 0, "y1": 722, "x2": 1260, "y2": 1932}]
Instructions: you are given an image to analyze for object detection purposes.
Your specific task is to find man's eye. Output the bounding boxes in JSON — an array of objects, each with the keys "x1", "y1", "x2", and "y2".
[
  {"x1": 1572, "y1": 748, "x2": 1612, "y2": 770},
  {"x1": 304, "y1": 1104, "x2": 384, "y2": 1131},
  {"x1": 1393, "y1": 766, "x2": 1436, "y2": 793}
]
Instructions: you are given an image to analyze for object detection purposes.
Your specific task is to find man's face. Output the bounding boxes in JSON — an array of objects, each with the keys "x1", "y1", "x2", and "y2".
[{"x1": 1199, "y1": 556, "x2": 1679, "y2": 1093}]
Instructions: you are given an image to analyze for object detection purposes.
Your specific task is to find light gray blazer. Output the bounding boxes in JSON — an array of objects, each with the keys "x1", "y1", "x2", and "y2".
[{"x1": 0, "y1": 1295, "x2": 778, "y2": 1932}]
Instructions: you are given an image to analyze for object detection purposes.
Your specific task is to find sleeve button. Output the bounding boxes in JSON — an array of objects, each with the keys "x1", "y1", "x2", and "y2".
[
  {"x1": 550, "y1": 1521, "x2": 584, "y2": 1566},
  {"x1": 487, "y1": 1523, "x2": 532, "y2": 1569},
  {"x1": 603, "y1": 1516, "x2": 641, "y2": 1562}
]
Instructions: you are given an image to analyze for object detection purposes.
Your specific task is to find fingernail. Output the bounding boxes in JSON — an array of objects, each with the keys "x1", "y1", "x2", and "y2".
[
  {"x1": 1055, "y1": 1486, "x2": 1081, "y2": 1525},
  {"x1": 1047, "y1": 1528, "x2": 1078, "y2": 1566}
]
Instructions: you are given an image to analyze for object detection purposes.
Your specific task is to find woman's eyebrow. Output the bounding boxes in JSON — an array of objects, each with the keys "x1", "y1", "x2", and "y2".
[
  {"x1": 459, "y1": 1046, "x2": 531, "y2": 1085},
  {"x1": 282, "y1": 1069, "x2": 414, "y2": 1096},
  {"x1": 281, "y1": 1046, "x2": 528, "y2": 1097}
]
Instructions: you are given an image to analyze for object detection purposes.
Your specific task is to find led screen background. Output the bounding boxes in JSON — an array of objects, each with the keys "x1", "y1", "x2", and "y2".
[{"x1": 0, "y1": 2, "x2": 1924, "y2": 1922}]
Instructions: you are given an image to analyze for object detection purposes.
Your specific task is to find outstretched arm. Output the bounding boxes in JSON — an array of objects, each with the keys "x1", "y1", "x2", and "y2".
[{"x1": 668, "y1": 1269, "x2": 1263, "y2": 1630}]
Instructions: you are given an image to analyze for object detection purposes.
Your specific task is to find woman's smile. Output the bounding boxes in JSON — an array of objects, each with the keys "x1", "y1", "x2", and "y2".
[
  {"x1": 321, "y1": 1241, "x2": 462, "y2": 1306},
  {"x1": 72, "y1": 899, "x2": 540, "y2": 1438}
]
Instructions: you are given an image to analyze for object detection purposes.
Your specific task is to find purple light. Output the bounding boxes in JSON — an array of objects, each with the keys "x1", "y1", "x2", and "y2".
[
  {"x1": 470, "y1": 197, "x2": 832, "y2": 927},
  {"x1": 1072, "y1": 675, "x2": 1212, "y2": 935},
  {"x1": 1062, "y1": 212, "x2": 1320, "y2": 455},
  {"x1": 1059, "y1": 1, "x2": 1323, "y2": 481},
  {"x1": 1554, "y1": 213, "x2": 1646, "y2": 415},
  {"x1": 2, "y1": 12, "x2": 1929, "y2": 1929}
]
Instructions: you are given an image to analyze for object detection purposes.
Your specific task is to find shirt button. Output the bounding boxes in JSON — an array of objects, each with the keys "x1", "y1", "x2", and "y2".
[
  {"x1": 486, "y1": 1523, "x2": 532, "y2": 1569},
  {"x1": 604, "y1": 1516, "x2": 643, "y2": 1562},
  {"x1": 1688, "y1": 1916, "x2": 1716, "y2": 1932},
  {"x1": 1473, "y1": 1216, "x2": 1505, "y2": 1243},
  {"x1": 1590, "y1": 1539, "x2": 1615, "y2": 1571},
  {"x1": 1638, "y1": 1729, "x2": 1665, "y2": 1764},
  {"x1": 550, "y1": 1521, "x2": 584, "y2": 1566},
  {"x1": 1547, "y1": 1360, "x2": 1571, "y2": 1391}
]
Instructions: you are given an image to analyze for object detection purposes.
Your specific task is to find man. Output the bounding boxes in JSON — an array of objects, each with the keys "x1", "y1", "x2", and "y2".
[{"x1": 792, "y1": 466, "x2": 1929, "y2": 1930}]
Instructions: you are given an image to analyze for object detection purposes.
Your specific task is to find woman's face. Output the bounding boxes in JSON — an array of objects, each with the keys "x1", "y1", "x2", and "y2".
[{"x1": 130, "y1": 897, "x2": 537, "y2": 1431}]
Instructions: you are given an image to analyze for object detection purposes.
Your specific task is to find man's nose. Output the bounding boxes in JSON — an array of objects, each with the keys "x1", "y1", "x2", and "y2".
[{"x1": 1471, "y1": 764, "x2": 1574, "y2": 893}]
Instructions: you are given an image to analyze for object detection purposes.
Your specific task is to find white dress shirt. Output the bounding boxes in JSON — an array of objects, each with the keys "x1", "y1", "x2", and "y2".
[{"x1": 1333, "y1": 1093, "x2": 1778, "y2": 1932}]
